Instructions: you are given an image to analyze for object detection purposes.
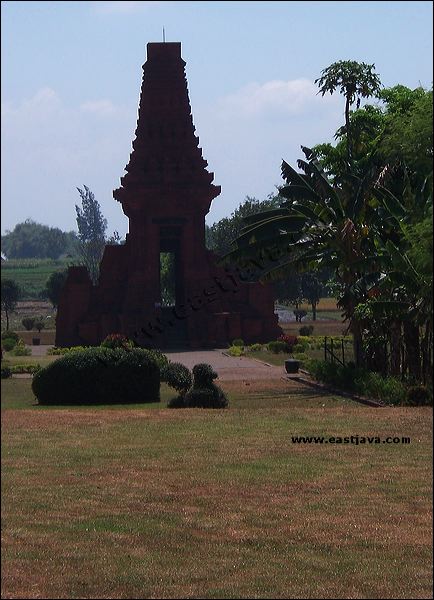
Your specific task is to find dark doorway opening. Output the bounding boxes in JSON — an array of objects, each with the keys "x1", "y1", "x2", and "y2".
[{"x1": 159, "y1": 251, "x2": 176, "y2": 307}]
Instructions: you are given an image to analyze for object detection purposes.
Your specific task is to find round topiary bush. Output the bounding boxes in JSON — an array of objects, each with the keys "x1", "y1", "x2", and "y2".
[
  {"x1": 162, "y1": 362, "x2": 192, "y2": 395},
  {"x1": 299, "y1": 325, "x2": 314, "y2": 336},
  {"x1": 232, "y1": 338, "x2": 244, "y2": 347},
  {"x1": 267, "y1": 340, "x2": 287, "y2": 354},
  {"x1": 32, "y1": 347, "x2": 160, "y2": 405},
  {"x1": 184, "y1": 363, "x2": 228, "y2": 409}
]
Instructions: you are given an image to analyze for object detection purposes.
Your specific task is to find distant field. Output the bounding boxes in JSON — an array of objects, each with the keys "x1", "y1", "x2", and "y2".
[{"x1": 1, "y1": 258, "x2": 73, "y2": 300}]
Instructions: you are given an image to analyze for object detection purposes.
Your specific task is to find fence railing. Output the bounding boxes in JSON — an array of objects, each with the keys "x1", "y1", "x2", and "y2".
[{"x1": 324, "y1": 336, "x2": 346, "y2": 366}]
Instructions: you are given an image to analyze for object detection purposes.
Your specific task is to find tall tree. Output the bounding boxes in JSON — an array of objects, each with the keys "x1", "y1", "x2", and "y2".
[
  {"x1": 301, "y1": 273, "x2": 324, "y2": 321},
  {"x1": 1, "y1": 279, "x2": 21, "y2": 331},
  {"x1": 315, "y1": 60, "x2": 381, "y2": 163},
  {"x1": 1, "y1": 220, "x2": 79, "y2": 259},
  {"x1": 75, "y1": 185, "x2": 107, "y2": 284},
  {"x1": 45, "y1": 270, "x2": 68, "y2": 308},
  {"x1": 206, "y1": 195, "x2": 281, "y2": 256}
]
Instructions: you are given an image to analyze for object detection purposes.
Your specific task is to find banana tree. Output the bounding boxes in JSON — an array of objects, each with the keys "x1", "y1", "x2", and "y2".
[{"x1": 224, "y1": 147, "x2": 409, "y2": 368}]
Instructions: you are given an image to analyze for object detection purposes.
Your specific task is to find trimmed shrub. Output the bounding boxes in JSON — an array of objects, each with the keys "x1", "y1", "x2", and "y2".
[
  {"x1": 403, "y1": 385, "x2": 432, "y2": 406},
  {"x1": 22, "y1": 318, "x2": 36, "y2": 331},
  {"x1": 101, "y1": 333, "x2": 134, "y2": 350},
  {"x1": 146, "y1": 349, "x2": 170, "y2": 373},
  {"x1": 11, "y1": 340, "x2": 31, "y2": 356},
  {"x1": 299, "y1": 325, "x2": 314, "y2": 336},
  {"x1": 267, "y1": 340, "x2": 287, "y2": 354},
  {"x1": 162, "y1": 362, "x2": 192, "y2": 395},
  {"x1": 227, "y1": 345, "x2": 244, "y2": 357},
  {"x1": 232, "y1": 338, "x2": 244, "y2": 347},
  {"x1": 293, "y1": 342, "x2": 309, "y2": 353},
  {"x1": 10, "y1": 364, "x2": 41, "y2": 375},
  {"x1": 47, "y1": 346, "x2": 88, "y2": 355},
  {"x1": 1, "y1": 366, "x2": 12, "y2": 379},
  {"x1": 278, "y1": 334, "x2": 298, "y2": 352},
  {"x1": 2, "y1": 337, "x2": 16, "y2": 352},
  {"x1": 183, "y1": 363, "x2": 228, "y2": 409},
  {"x1": 292, "y1": 352, "x2": 309, "y2": 364},
  {"x1": 248, "y1": 343, "x2": 263, "y2": 352},
  {"x1": 167, "y1": 394, "x2": 187, "y2": 408},
  {"x1": 34, "y1": 319, "x2": 45, "y2": 333},
  {"x1": 32, "y1": 347, "x2": 160, "y2": 405}
]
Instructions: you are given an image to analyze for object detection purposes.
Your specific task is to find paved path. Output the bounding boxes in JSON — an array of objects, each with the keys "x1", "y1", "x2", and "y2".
[
  {"x1": 30, "y1": 345, "x2": 53, "y2": 357},
  {"x1": 27, "y1": 346, "x2": 285, "y2": 381},
  {"x1": 165, "y1": 349, "x2": 284, "y2": 381}
]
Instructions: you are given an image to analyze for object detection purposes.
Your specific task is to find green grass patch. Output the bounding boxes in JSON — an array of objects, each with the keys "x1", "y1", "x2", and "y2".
[{"x1": 1, "y1": 386, "x2": 432, "y2": 599}]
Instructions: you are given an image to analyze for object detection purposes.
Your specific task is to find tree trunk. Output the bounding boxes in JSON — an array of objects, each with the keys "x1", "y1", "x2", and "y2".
[
  {"x1": 312, "y1": 302, "x2": 317, "y2": 321},
  {"x1": 420, "y1": 324, "x2": 432, "y2": 385},
  {"x1": 389, "y1": 321, "x2": 402, "y2": 377},
  {"x1": 351, "y1": 319, "x2": 364, "y2": 367},
  {"x1": 5, "y1": 309, "x2": 9, "y2": 331},
  {"x1": 345, "y1": 96, "x2": 351, "y2": 163},
  {"x1": 404, "y1": 321, "x2": 421, "y2": 382}
]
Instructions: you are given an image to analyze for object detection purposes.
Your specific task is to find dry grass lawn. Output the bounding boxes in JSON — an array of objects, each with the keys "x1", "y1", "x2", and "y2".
[{"x1": 1, "y1": 377, "x2": 432, "y2": 599}]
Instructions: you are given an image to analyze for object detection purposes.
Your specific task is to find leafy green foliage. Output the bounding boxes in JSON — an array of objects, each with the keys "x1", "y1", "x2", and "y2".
[
  {"x1": 267, "y1": 341, "x2": 287, "y2": 354},
  {"x1": 32, "y1": 347, "x2": 160, "y2": 405},
  {"x1": 47, "y1": 346, "x2": 88, "y2": 355},
  {"x1": 160, "y1": 252, "x2": 176, "y2": 306},
  {"x1": 232, "y1": 338, "x2": 244, "y2": 347},
  {"x1": 2, "y1": 338, "x2": 17, "y2": 351},
  {"x1": 206, "y1": 195, "x2": 282, "y2": 256},
  {"x1": 1, "y1": 279, "x2": 21, "y2": 330},
  {"x1": 1, "y1": 366, "x2": 12, "y2": 379},
  {"x1": 1, "y1": 219, "x2": 79, "y2": 259},
  {"x1": 404, "y1": 386, "x2": 432, "y2": 406},
  {"x1": 299, "y1": 325, "x2": 314, "y2": 336},
  {"x1": 100, "y1": 333, "x2": 134, "y2": 350},
  {"x1": 21, "y1": 317, "x2": 35, "y2": 331},
  {"x1": 227, "y1": 345, "x2": 244, "y2": 357},
  {"x1": 315, "y1": 60, "x2": 381, "y2": 162},
  {"x1": 45, "y1": 270, "x2": 68, "y2": 308},
  {"x1": 183, "y1": 363, "x2": 228, "y2": 409},
  {"x1": 279, "y1": 335, "x2": 299, "y2": 352},
  {"x1": 34, "y1": 319, "x2": 45, "y2": 333},
  {"x1": 9, "y1": 363, "x2": 42, "y2": 375},
  {"x1": 75, "y1": 185, "x2": 107, "y2": 284},
  {"x1": 10, "y1": 340, "x2": 31, "y2": 356},
  {"x1": 248, "y1": 343, "x2": 263, "y2": 352},
  {"x1": 162, "y1": 362, "x2": 192, "y2": 395},
  {"x1": 1, "y1": 331, "x2": 19, "y2": 342},
  {"x1": 307, "y1": 359, "x2": 406, "y2": 405}
]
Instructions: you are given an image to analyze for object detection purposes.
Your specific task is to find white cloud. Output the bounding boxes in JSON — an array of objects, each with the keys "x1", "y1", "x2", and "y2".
[
  {"x1": 91, "y1": 1, "x2": 161, "y2": 15},
  {"x1": 1, "y1": 88, "x2": 135, "y2": 235},
  {"x1": 195, "y1": 79, "x2": 343, "y2": 224},
  {"x1": 217, "y1": 78, "x2": 338, "y2": 119},
  {"x1": 80, "y1": 99, "x2": 117, "y2": 116}
]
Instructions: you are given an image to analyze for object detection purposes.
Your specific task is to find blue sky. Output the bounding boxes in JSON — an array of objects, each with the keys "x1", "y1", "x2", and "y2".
[{"x1": 1, "y1": 0, "x2": 433, "y2": 236}]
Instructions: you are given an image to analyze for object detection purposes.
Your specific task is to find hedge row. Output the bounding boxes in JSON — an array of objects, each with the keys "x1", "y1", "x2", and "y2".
[{"x1": 32, "y1": 347, "x2": 161, "y2": 405}]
